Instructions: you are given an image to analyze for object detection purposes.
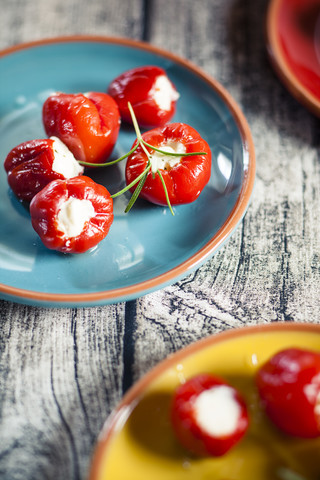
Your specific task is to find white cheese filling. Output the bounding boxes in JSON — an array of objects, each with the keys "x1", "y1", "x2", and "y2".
[
  {"x1": 151, "y1": 75, "x2": 180, "y2": 111},
  {"x1": 57, "y1": 197, "x2": 95, "y2": 238},
  {"x1": 194, "y1": 385, "x2": 241, "y2": 437},
  {"x1": 149, "y1": 141, "x2": 186, "y2": 174},
  {"x1": 51, "y1": 136, "x2": 84, "y2": 178}
]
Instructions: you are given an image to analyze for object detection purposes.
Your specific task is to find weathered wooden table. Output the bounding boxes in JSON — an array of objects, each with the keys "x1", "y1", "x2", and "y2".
[{"x1": 1, "y1": 0, "x2": 320, "y2": 478}]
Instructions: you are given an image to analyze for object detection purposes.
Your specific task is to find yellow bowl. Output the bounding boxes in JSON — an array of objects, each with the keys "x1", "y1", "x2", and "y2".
[{"x1": 89, "y1": 323, "x2": 320, "y2": 480}]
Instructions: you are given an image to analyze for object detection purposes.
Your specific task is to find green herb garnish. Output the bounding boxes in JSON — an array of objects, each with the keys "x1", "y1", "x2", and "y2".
[{"x1": 80, "y1": 102, "x2": 207, "y2": 214}]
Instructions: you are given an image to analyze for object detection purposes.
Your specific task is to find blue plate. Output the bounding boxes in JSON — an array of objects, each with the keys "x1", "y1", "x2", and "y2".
[{"x1": 0, "y1": 36, "x2": 255, "y2": 307}]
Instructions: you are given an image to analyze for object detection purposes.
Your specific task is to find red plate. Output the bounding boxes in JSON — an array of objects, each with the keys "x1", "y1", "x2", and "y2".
[{"x1": 266, "y1": 0, "x2": 320, "y2": 117}]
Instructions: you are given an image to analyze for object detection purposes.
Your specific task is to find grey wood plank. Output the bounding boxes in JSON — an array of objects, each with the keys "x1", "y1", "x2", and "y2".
[
  {"x1": 0, "y1": 301, "x2": 127, "y2": 479},
  {"x1": 0, "y1": 0, "x2": 144, "y2": 49}
]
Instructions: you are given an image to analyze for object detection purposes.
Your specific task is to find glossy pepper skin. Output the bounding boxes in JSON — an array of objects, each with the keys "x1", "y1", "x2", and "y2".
[
  {"x1": 4, "y1": 138, "x2": 82, "y2": 202},
  {"x1": 256, "y1": 347, "x2": 320, "y2": 438},
  {"x1": 42, "y1": 92, "x2": 120, "y2": 165},
  {"x1": 125, "y1": 123, "x2": 211, "y2": 206},
  {"x1": 108, "y1": 65, "x2": 179, "y2": 128},
  {"x1": 171, "y1": 374, "x2": 249, "y2": 457},
  {"x1": 30, "y1": 176, "x2": 113, "y2": 254}
]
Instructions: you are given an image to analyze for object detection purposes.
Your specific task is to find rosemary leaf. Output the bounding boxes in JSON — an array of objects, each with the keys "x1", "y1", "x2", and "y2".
[
  {"x1": 111, "y1": 164, "x2": 151, "y2": 199},
  {"x1": 79, "y1": 143, "x2": 139, "y2": 168},
  {"x1": 125, "y1": 171, "x2": 148, "y2": 213},
  {"x1": 157, "y1": 169, "x2": 174, "y2": 216},
  {"x1": 142, "y1": 139, "x2": 207, "y2": 158}
]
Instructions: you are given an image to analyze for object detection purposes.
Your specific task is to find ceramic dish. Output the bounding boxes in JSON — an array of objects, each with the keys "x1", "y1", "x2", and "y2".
[
  {"x1": 0, "y1": 36, "x2": 255, "y2": 307},
  {"x1": 89, "y1": 322, "x2": 320, "y2": 480},
  {"x1": 266, "y1": 0, "x2": 320, "y2": 117}
]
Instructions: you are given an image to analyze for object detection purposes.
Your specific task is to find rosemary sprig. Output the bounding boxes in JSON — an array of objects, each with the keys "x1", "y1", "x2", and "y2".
[{"x1": 79, "y1": 102, "x2": 207, "y2": 214}]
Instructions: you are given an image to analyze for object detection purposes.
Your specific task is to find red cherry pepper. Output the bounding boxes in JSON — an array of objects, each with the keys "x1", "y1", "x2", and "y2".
[
  {"x1": 30, "y1": 176, "x2": 113, "y2": 254},
  {"x1": 4, "y1": 137, "x2": 83, "y2": 202},
  {"x1": 125, "y1": 123, "x2": 211, "y2": 206},
  {"x1": 171, "y1": 374, "x2": 249, "y2": 457},
  {"x1": 42, "y1": 92, "x2": 121, "y2": 165},
  {"x1": 108, "y1": 65, "x2": 179, "y2": 128},
  {"x1": 256, "y1": 347, "x2": 320, "y2": 438}
]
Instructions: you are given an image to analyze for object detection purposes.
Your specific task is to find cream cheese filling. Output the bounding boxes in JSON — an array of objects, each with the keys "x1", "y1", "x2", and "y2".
[
  {"x1": 149, "y1": 140, "x2": 186, "y2": 174},
  {"x1": 151, "y1": 75, "x2": 180, "y2": 111},
  {"x1": 51, "y1": 136, "x2": 84, "y2": 178},
  {"x1": 57, "y1": 197, "x2": 95, "y2": 238},
  {"x1": 194, "y1": 385, "x2": 241, "y2": 437}
]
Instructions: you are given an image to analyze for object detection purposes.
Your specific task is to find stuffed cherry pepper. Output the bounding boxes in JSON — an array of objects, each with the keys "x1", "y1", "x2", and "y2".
[
  {"x1": 30, "y1": 176, "x2": 113, "y2": 254},
  {"x1": 171, "y1": 373, "x2": 249, "y2": 457},
  {"x1": 4, "y1": 137, "x2": 83, "y2": 202},
  {"x1": 125, "y1": 123, "x2": 211, "y2": 207},
  {"x1": 42, "y1": 91, "x2": 120, "y2": 165},
  {"x1": 256, "y1": 347, "x2": 320, "y2": 438},
  {"x1": 108, "y1": 65, "x2": 179, "y2": 128}
]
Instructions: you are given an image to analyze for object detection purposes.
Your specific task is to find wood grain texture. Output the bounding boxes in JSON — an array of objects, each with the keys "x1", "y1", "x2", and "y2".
[{"x1": 1, "y1": 0, "x2": 320, "y2": 478}]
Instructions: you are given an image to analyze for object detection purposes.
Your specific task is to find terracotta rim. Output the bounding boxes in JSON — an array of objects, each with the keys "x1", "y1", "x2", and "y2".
[
  {"x1": 88, "y1": 321, "x2": 320, "y2": 479},
  {"x1": 0, "y1": 35, "x2": 255, "y2": 305},
  {"x1": 266, "y1": 0, "x2": 320, "y2": 117}
]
